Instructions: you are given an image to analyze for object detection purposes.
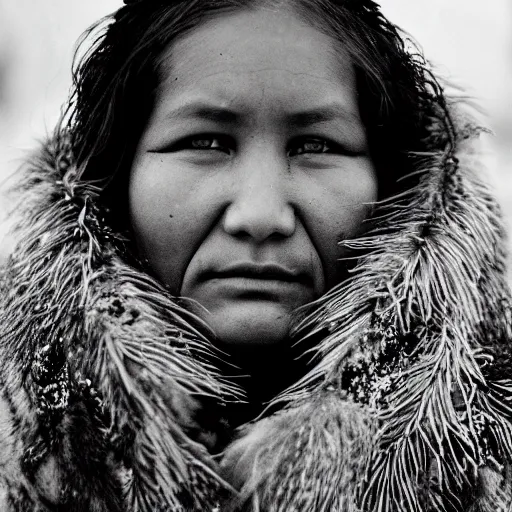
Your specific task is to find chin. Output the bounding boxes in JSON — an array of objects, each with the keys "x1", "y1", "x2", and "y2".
[{"x1": 206, "y1": 302, "x2": 293, "y2": 349}]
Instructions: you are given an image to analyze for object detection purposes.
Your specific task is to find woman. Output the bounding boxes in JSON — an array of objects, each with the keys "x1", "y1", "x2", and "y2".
[{"x1": 0, "y1": 0, "x2": 511, "y2": 510}]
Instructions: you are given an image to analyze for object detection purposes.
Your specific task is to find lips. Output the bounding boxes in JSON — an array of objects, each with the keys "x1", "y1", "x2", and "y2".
[{"x1": 200, "y1": 263, "x2": 313, "y2": 287}]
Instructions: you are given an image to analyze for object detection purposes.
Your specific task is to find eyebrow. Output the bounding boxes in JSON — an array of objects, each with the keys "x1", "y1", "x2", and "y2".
[
  {"x1": 163, "y1": 101, "x2": 358, "y2": 127},
  {"x1": 165, "y1": 103, "x2": 240, "y2": 124},
  {"x1": 287, "y1": 104, "x2": 359, "y2": 128}
]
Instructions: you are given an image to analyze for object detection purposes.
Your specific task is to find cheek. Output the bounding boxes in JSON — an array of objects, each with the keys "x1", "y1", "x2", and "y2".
[
  {"x1": 128, "y1": 158, "x2": 217, "y2": 294},
  {"x1": 302, "y1": 161, "x2": 377, "y2": 288}
]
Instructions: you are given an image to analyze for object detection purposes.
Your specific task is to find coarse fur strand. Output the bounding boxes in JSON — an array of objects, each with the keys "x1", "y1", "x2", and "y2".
[
  {"x1": 0, "y1": 135, "x2": 240, "y2": 511},
  {"x1": 0, "y1": 104, "x2": 511, "y2": 511},
  {"x1": 220, "y1": 104, "x2": 512, "y2": 511}
]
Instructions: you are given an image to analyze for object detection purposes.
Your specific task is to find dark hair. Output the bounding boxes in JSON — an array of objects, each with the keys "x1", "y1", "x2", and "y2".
[{"x1": 61, "y1": 0, "x2": 447, "y2": 231}]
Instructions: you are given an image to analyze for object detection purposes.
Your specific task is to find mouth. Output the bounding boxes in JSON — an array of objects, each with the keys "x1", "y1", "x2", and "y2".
[{"x1": 200, "y1": 263, "x2": 313, "y2": 287}]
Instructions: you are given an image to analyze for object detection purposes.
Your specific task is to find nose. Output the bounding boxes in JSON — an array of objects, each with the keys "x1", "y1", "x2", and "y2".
[{"x1": 222, "y1": 151, "x2": 295, "y2": 243}]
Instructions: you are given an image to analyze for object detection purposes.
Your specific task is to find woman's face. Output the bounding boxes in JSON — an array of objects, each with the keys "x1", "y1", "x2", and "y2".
[{"x1": 129, "y1": 7, "x2": 377, "y2": 349}]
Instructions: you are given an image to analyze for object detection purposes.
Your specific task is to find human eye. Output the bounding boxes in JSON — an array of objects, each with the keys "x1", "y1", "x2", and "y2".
[
  {"x1": 287, "y1": 137, "x2": 365, "y2": 158},
  {"x1": 288, "y1": 138, "x2": 330, "y2": 157},
  {"x1": 187, "y1": 135, "x2": 230, "y2": 152},
  {"x1": 149, "y1": 134, "x2": 233, "y2": 154}
]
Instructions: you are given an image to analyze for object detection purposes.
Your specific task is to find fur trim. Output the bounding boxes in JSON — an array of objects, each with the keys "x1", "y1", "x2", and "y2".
[
  {"x1": 0, "y1": 136, "x2": 240, "y2": 511},
  {"x1": 215, "y1": 105, "x2": 512, "y2": 511},
  {"x1": 0, "y1": 105, "x2": 511, "y2": 511},
  {"x1": 221, "y1": 391, "x2": 377, "y2": 512}
]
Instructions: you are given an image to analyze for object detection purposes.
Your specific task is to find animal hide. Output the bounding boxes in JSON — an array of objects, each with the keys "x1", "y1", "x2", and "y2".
[{"x1": 1, "y1": 101, "x2": 512, "y2": 511}]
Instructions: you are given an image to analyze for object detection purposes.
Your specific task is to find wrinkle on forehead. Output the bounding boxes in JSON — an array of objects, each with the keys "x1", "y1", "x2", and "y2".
[
  {"x1": 158, "y1": 6, "x2": 354, "y2": 92},
  {"x1": 145, "y1": 5, "x2": 365, "y2": 142}
]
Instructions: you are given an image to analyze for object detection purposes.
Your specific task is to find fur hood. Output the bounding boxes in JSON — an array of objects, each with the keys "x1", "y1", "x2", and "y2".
[{"x1": 1, "y1": 102, "x2": 512, "y2": 512}]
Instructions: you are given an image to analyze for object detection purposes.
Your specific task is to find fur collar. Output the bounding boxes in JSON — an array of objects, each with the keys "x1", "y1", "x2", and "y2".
[{"x1": 1, "y1": 104, "x2": 512, "y2": 511}]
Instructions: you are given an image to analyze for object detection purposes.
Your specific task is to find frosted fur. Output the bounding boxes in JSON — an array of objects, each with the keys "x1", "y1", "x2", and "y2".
[
  {"x1": 0, "y1": 136, "x2": 240, "y2": 511},
  {"x1": 0, "y1": 104, "x2": 511, "y2": 511}
]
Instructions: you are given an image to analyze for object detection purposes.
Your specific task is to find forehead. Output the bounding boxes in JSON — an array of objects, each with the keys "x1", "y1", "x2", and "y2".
[{"x1": 155, "y1": 7, "x2": 358, "y2": 116}]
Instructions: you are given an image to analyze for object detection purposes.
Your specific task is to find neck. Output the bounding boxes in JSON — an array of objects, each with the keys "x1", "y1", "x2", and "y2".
[{"x1": 223, "y1": 342, "x2": 306, "y2": 426}]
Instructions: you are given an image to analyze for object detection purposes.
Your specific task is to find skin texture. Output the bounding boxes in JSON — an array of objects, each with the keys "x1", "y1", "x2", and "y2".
[{"x1": 129, "y1": 6, "x2": 378, "y2": 350}]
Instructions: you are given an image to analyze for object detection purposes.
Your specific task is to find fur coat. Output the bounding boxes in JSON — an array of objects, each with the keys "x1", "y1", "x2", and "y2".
[{"x1": 1, "y1": 102, "x2": 512, "y2": 512}]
